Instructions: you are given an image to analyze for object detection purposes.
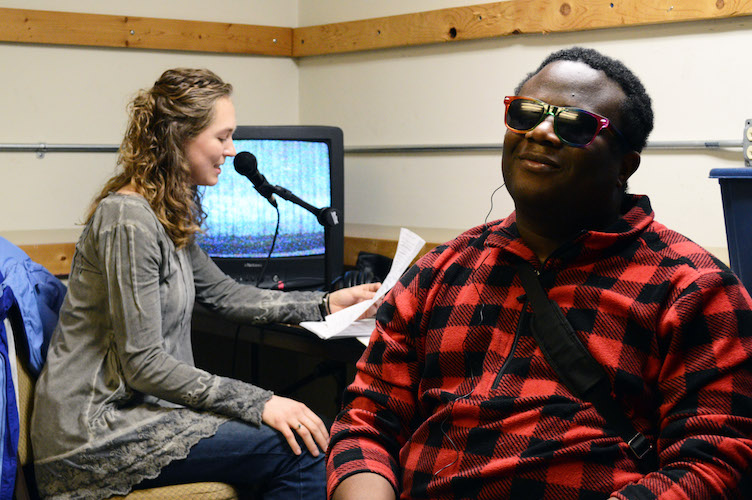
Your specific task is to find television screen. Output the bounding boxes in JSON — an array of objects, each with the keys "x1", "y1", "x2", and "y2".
[{"x1": 196, "y1": 126, "x2": 344, "y2": 291}]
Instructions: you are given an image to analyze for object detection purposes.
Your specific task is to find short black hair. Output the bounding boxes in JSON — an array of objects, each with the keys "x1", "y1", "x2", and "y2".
[{"x1": 515, "y1": 47, "x2": 654, "y2": 153}]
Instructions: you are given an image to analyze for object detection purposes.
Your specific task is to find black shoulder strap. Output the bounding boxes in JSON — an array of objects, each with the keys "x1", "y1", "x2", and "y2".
[{"x1": 516, "y1": 263, "x2": 655, "y2": 465}]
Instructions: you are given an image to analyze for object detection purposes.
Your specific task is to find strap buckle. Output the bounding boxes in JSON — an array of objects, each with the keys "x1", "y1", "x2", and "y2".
[{"x1": 627, "y1": 432, "x2": 653, "y2": 460}]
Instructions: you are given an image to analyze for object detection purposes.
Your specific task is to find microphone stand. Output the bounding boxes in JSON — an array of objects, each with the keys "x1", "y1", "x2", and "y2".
[{"x1": 269, "y1": 185, "x2": 342, "y2": 291}]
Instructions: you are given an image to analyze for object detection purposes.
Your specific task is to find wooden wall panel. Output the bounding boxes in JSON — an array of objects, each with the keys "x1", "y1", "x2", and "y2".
[
  {"x1": 20, "y1": 238, "x2": 437, "y2": 278},
  {"x1": 19, "y1": 242, "x2": 76, "y2": 277},
  {"x1": 292, "y1": 0, "x2": 752, "y2": 56},
  {"x1": 2, "y1": 2, "x2": 751, "y2": 57},
  {"x1": 0, "y1": 7, "x2": 292, "y2": 56},
  {"x1": 343, "y1": 237, "x2": 437, "y2": 270}
]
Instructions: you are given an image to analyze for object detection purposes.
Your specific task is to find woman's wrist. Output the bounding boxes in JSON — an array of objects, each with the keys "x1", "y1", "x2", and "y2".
[{"x1": 319, "y1": 292, "x2": 331, "y2": 317}]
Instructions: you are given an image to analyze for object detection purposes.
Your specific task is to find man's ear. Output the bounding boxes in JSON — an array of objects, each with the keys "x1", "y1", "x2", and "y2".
[{"x1": 617, "y1": 151, "x2": 640, "y2": 189}]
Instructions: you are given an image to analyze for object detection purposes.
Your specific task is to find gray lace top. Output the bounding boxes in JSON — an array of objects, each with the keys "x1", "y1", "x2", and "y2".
[{"x1": 30, "y1": 193, "x2": 325, "y2": 499}]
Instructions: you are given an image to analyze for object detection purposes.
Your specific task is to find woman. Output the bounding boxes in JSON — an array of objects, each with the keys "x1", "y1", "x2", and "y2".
[{"x1": 30, "y1": 68, "x2": 379, "y2": 499}]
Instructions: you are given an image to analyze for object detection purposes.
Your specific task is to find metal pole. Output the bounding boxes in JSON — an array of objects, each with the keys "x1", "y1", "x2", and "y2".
[
  {"x1": 344, "y1": 140, "x2": 742, "y2": 154},
  {"x1": 0, "y1": 140, "x2": 743, "y2": 156},
  {"x1": 0, "y1": 143, "x2": 120, "y2": 152}
]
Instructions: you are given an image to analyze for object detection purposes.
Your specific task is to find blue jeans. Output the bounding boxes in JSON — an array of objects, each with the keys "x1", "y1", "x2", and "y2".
[{"x1": 135, "y1": 419, "x2": 326, "y2": 499}]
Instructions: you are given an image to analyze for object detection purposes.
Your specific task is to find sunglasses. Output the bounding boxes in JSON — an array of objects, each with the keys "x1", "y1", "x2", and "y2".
[{"x1": 503, "y1": 96, "x2": 629, "y2": 148}]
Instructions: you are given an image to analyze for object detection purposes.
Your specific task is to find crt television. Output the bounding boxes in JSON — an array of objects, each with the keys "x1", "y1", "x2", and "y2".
[{"x1": 195, "y1": 125, "x2": 344, "y2": 291}]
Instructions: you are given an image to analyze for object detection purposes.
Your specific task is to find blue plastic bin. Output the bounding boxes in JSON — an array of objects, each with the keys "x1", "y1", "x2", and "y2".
[{"x1": 709, "y1": 167, "x2": 752, "y2": 292}]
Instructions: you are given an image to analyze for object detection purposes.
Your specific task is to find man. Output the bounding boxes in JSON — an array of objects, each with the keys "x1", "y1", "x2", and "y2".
[{"x1": 327, "y1": 47, "x2": 752, "y2": 499}]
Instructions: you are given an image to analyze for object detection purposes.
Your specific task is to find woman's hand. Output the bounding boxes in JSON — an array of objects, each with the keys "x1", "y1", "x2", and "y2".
[
  {"x1": 262, "y1": 395, "x2": 329, "y2": 456},
  {"x1": 328, "y1": 282, "x2": 382, "y2": 318}
]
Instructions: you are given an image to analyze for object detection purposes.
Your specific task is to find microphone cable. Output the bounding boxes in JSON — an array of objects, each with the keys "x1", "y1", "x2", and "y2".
[
  {"x1": 256, "y1": 204, "x2": 281, "y2": 288},
  {"x1": 229, "y1": 323, "x2": 243, "y2": 378},
  {"x1": 229, "y1": 205, "x2": 282, "y2": 379}
]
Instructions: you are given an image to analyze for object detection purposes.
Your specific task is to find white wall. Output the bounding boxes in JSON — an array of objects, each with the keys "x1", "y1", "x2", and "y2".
[
  {"x1": 298, "y1": 2, "x2": 751, "y2": 261},
  {"x1": 0, "y1": 0, "x2": 299, "y2": 242},
  {"x1": 2, "y1": 1, "x2": 748, "y2": 264}
]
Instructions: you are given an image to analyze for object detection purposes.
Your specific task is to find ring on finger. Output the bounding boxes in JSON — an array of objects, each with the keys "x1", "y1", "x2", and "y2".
[{"x1": 297, "y1": 423, "x2": 302, "y2": 429}]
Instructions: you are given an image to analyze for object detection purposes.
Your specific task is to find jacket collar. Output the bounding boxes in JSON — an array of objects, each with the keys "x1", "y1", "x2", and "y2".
[{"x1": 482, "y1": 194, "x2": 655, "y2": 266}]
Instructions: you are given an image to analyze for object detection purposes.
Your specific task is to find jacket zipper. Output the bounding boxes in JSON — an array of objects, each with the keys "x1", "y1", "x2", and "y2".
[
  {"x1": 491, "y1": 299, "x2": 530, "y2": 390},
  {"x1": 489, "y1": 231, "x2": 585, "y2": 391}
]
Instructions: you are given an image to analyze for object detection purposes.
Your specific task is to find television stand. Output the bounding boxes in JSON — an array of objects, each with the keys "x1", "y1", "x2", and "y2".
[{"x1": 191, "y1": 303, "x2": 365, "y2": 420}]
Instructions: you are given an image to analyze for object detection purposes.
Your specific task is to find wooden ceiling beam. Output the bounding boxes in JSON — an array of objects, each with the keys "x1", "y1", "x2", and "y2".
[
  {"x1": 0, "y1": 7, "x2": 292, "y2": 56},
  {"x1": 1, "y1": 2, "x2": 751, "y2": 58},
  {"x1": 293, "y1": 0, "x2": 752, "y2": 56}
]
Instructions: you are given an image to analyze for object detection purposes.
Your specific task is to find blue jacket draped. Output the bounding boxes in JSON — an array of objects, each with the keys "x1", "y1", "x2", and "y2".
[{"x1": 0, "y1": 237, "x2": 66, "y2": 498}]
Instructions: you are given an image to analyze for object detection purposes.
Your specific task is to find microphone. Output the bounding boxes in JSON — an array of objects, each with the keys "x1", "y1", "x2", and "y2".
[
  {"x1": 271, "y1": 185, "x2": 342, "y2": 227},
  {"x1": 233, "y1": 152, "x2": 277, "y2": 207},
  {"x1": 234, "y1": 151, "x2": 341, "y2": 228}
]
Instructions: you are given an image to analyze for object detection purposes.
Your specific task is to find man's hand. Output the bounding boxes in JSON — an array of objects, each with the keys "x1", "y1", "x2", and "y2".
[
  {"x1": 332, "y1": 473, "x2": 395, "y2": 500},
  {"x1": 261, "y1": 395, "x2": 329, "y2": 456}
]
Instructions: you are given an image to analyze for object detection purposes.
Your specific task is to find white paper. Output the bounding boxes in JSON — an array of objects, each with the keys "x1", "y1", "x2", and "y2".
[
  {"x1": 300, "y1": 228, "x2": 426, "y2": 340},
  {"x1": 303, "y1": 318, "x2": 375, "y2": 340}
]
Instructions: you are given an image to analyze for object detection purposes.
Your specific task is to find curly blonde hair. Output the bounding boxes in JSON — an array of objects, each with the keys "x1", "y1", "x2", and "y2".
[{"x1": 86, "y1": 68, "x2": 233, "y2": 248}]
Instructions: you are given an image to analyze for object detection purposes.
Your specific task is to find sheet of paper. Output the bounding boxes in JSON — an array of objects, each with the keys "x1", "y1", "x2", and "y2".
[
  {"x1": 300, "y1": 228, "x2": 426, "y2": 340},
  {"x1": 303, "y1": 318, "x2": 375, "y2": 339}
]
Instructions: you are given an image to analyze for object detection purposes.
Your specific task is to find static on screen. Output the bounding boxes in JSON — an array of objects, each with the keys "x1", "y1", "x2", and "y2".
[{"x1": 196, "y1": 139, "x2": 331, "y2": 259}]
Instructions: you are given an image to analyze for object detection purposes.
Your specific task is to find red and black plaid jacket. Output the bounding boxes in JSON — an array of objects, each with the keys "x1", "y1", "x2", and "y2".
[{"x1": 327, "y1": 195, "x2": 752, "y2": 499}]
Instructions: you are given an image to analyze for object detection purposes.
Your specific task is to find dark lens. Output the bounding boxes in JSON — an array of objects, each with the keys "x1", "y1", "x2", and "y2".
[
  {"x1": 507, "y1": 99, "x2": 545, "y2": 131},
  {"x1": 555, "y1": 108, "x2": 599, "y2": 146}
]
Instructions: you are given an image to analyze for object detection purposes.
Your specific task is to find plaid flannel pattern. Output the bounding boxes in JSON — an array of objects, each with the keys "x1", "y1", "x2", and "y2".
[{"x1": 327, "y1": 195, "x2": 752, "y2": 499}]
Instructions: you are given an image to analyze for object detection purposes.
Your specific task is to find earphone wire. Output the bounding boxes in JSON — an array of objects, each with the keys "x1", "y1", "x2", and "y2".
[
  {"x1": 484, "y1": 182, "x2": 506, "y2": 226},
  {"x1": 434, "y1": 369, "x2": 476, "y2": 476},
  {"x1": 434, "y1": 170, "x2": 506, "y2": 476},
  {"x1": 475, "y1": 157, "x2": 507, "y2": 323}
]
